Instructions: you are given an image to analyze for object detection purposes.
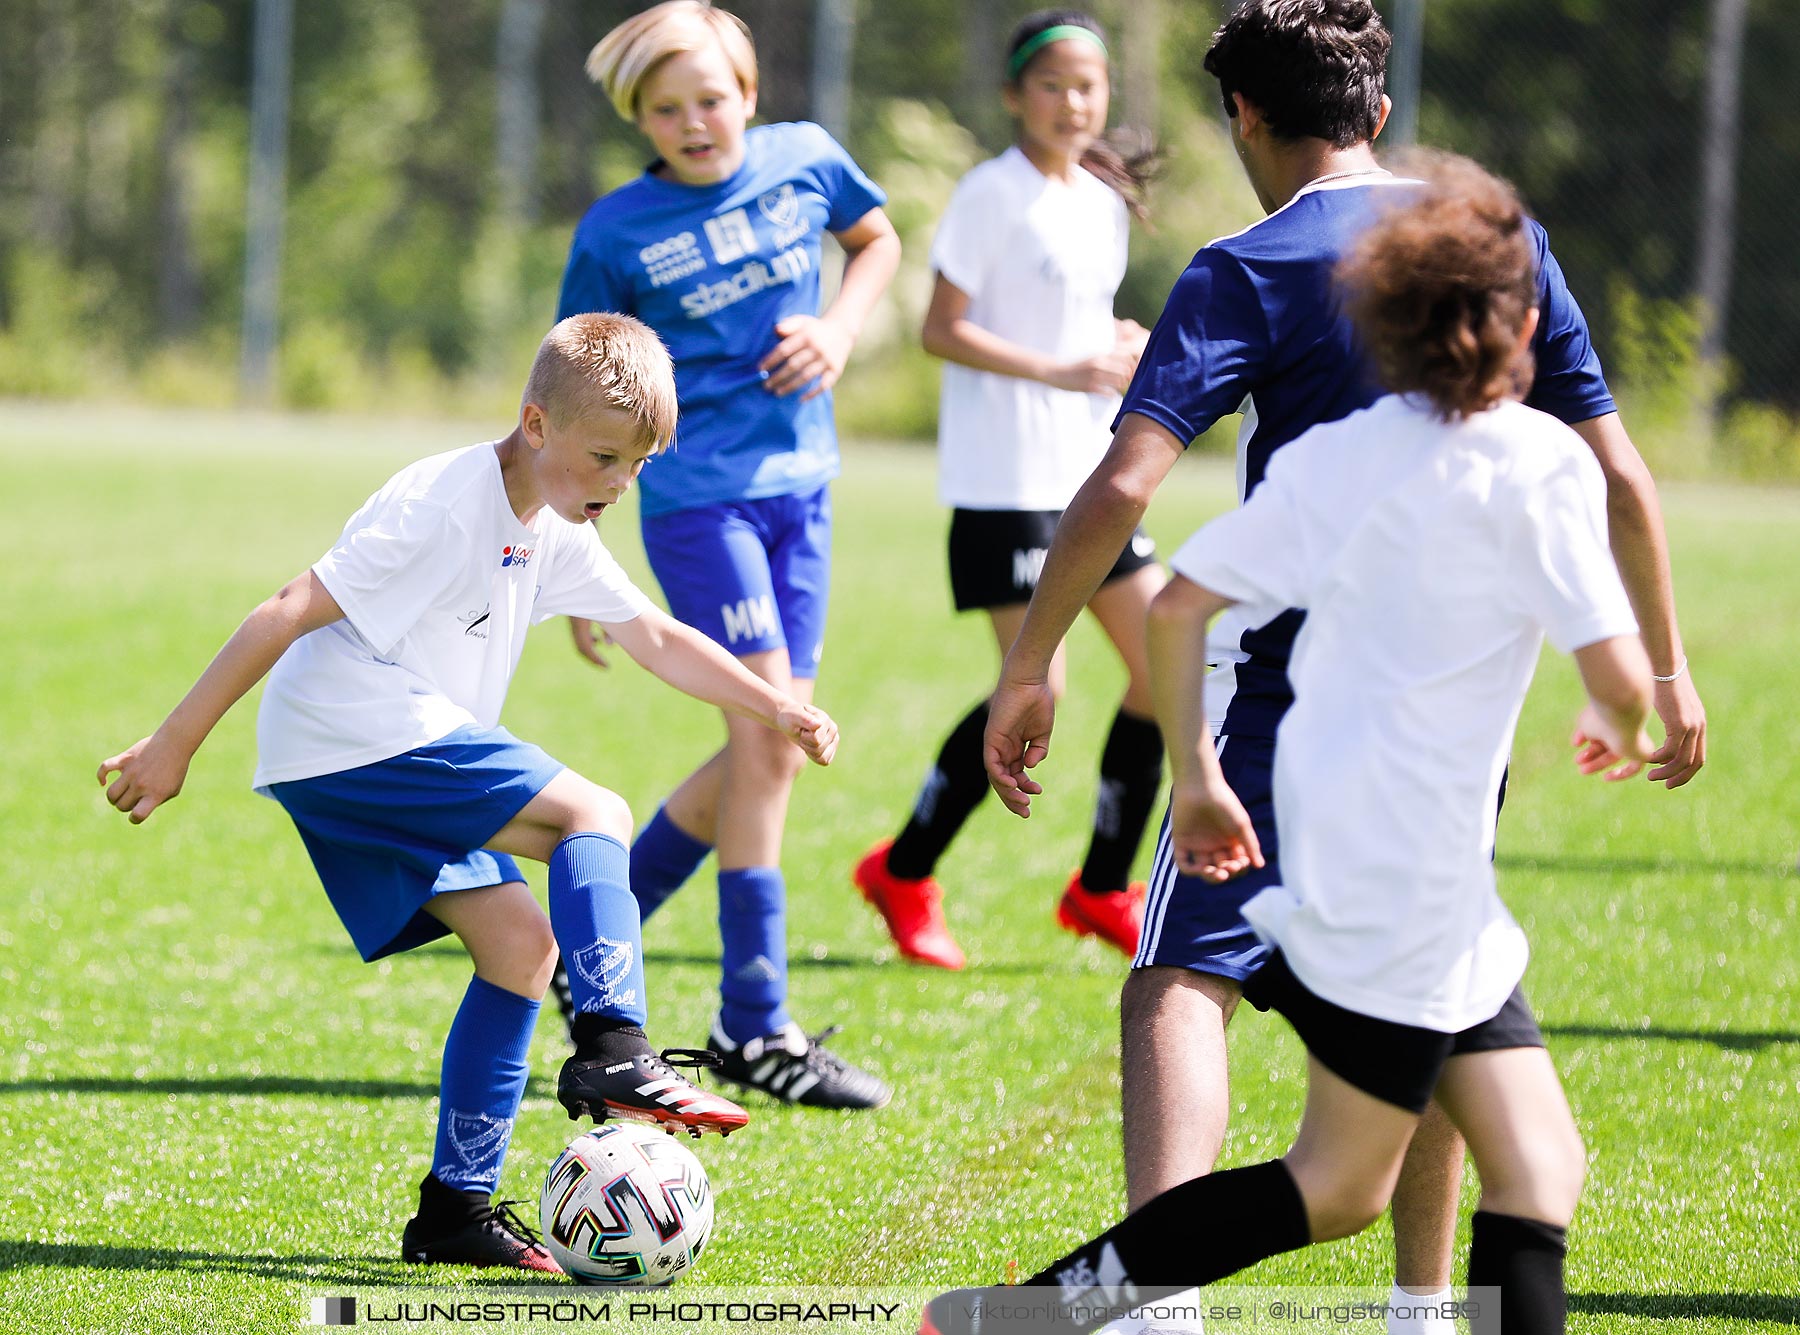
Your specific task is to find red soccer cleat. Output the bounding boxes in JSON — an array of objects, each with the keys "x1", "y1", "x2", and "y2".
[
  {"x1": 1055, "y1": 873, "x2": 1147, "y2": 957},
  {"x1": 853, "y1": 840, "x2": 967, "y2": 970}
]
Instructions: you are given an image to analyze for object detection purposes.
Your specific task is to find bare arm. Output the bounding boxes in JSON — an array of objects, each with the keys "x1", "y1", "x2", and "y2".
[
  {"x1": 760, "y1": 206, "x2": 902, "y2": 401},
  {"x1": 921, "y1": 273, "x2": 1139, "y2": 394},
  {"x1": 1569, "y1": 632, "x2": 1657, "y2": 781},
  {"x1": 984, "y1": 412, "x2": 1185, "y2": 814},
  {"x1": 603, "y1": 606, "x2": 837, "y2": 764},
  {"x1": 1569, "y1": 412, "x2": 1705, "y2": 786},
  {"x1": 98, "y1": 571, "x2": 345, "y2": 823},
  {"x1": 1146, "y1": 575, "x2": 1263, "y2": 881}
]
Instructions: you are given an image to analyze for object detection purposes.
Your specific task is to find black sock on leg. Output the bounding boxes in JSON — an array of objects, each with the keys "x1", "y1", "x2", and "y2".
[
  {"x1": 1468, "y1": 1210, "x2": 1568, "y2": 1335},
  {"x1": 412, "y1": 1172, "x2": 489, "y2": 1234},
  {"x1": 1078, "y1": 709, "x2": 1164, "y2": 893},
  {"x1": 569, "y1": 1016, "x2": 649, "y2": 1060},
  {"x1": 1026, "y1": 1160, "x2": 1311, "y2": 1304},
  {"x1": 887, "y1": 701, "x2": 991, "y2": 881}
]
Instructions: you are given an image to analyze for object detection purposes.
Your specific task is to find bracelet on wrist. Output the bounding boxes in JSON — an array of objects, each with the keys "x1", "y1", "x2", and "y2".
[{"x1": 1651, "y1": 655, "x2": 1688, "y2": 684}]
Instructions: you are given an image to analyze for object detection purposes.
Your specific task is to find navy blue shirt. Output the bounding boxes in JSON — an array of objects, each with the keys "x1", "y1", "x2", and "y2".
[
  {"x1": 1120, "y1": 175, "x2": 1616, "y2": 737},
  {"x1": 557, "y1": 122, "x2": 886, "y2": 517}
]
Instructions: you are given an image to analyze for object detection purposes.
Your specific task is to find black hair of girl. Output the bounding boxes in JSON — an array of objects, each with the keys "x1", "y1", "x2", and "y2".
[{"x1": 1005, "y1": 9, "x2": 1162, "y2": 223}]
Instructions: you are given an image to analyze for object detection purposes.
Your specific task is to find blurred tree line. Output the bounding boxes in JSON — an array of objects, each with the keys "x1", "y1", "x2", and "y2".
[{"x1": 1, "y1": 0, "x2": 1795, "y2": 475}]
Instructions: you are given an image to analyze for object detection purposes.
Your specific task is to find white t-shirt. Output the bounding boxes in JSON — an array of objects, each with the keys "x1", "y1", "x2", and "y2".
[
  {"x1": 931, "y1": 147, "x2": 1129, "y2": 511},
  {"x1": 1170, "y1": 395, "x2": 1638, "y2": 1031},
  {"x1": 253, "y1": 443, "x2": 652, "y2": 788}
]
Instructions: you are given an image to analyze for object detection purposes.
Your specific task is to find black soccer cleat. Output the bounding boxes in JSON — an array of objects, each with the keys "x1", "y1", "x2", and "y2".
[
  {"x1": 401, "y1": 1181, "x2": 563, "y2": 1274},
  {"x1": 708, "y1": 1018, "x2": 892, "y2": 1110},
  {"x1": 558, "y1": 1020, "x2": 750, "y2": 1138}
]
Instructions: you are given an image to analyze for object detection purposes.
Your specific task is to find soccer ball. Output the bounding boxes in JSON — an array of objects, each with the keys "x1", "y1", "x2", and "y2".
[{"x1": 538, "y1": 1123, "x2": 714, "y2": 1285}]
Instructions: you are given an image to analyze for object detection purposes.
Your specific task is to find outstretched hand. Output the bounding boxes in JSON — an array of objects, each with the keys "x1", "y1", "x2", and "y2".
[
  {"x1": 569, "y1": 617, "x2": 613, "y2": 668},
  {"x1": 1571, "y1": 703, "x2": 1656, "y2": 782},
  {"x1": 984, "y1": 677, "x2": 1056, "y2": 818},
  {"x1": 778, "y1": 701, "x2": 839, "y2": 766},
  {"x1": 1169, "y1": 778, "x2": 1263, "y2": 883},
  {"x1": 98, "y1": 734, "x2": 191, "y2": 825},
  {"x1": 1644, "y1": 671, "x2": 1705, "y2": 787}
]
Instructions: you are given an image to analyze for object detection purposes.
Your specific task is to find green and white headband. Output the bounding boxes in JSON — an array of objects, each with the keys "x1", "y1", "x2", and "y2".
[{"x1": 1006, "y1": 24, "x2": 1108, "y2": 82}]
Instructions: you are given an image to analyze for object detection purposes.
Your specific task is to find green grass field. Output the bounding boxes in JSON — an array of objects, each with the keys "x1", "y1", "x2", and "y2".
[{"x1": 1, "y1": 402, "x2": 1795, "y2": 1334}]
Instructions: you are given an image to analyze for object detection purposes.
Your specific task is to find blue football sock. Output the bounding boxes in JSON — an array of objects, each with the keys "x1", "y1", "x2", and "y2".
[
  {"x1": 630, "y1": 806, "x2": 713, "y2": 922},
  {"x1": 549, "y1": 832, "x2": 648, "y2": 1027},
  {"x1": 431, "y1": 974, "x2": 539, "y2": 1195},
  {"x1": 717, "y1": 866, "x2": 791, "y2": 1042}
]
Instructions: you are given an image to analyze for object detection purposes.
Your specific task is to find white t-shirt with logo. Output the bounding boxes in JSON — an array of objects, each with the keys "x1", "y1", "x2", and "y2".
[
  {"x1": 1170, "y1": 395, "x2": 1638, "y2": 1032},
  {"x1": 931, "y1": 147, "x2": 1129, "y2": 511},
  {"x1": 253, "y1": 444, "x2": 652, "y2": 788}
]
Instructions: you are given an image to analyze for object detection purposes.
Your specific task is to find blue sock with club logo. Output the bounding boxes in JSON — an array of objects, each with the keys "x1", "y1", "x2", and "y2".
[
  {"x1": 431, "y1": 974, "x2": 539, "y2": 1194},
  {"x1": 717, "y1": 866, "x2": 791, "y2": 1042},
  {"x1": 630, "y1": 805, "x2": 713, "y2": 922},
  {"x1": 549, "y1": 832, "x2": 648, "y2": 1027}
]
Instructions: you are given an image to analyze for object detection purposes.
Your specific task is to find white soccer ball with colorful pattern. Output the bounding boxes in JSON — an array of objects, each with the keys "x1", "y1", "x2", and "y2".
[{"x1": 539, "y1": 1123, "x2": 714, "y2": 1285}]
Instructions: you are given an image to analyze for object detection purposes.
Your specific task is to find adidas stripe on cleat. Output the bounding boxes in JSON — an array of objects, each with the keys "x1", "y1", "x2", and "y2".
[
  {"x1": 708, "y1": 1018, "x2": 891, "y2": 1110},
  {"x1": 558, "y1": 1038, "x2": 750, "y2": 1138}
]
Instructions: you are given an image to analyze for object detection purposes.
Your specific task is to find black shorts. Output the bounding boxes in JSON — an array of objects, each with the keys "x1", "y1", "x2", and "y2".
[
  {"x1": 947, "y1": 508, "x2": 1158, "y2": 612},
  {"x1": 1242, "y1": 951, "x2": 1545, "y2": 1114}
]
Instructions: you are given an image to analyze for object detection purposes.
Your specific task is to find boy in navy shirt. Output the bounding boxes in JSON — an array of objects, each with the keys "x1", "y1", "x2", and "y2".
[{"x1": 979, "y1": 0, "x2": 1706, "y2": 1325}]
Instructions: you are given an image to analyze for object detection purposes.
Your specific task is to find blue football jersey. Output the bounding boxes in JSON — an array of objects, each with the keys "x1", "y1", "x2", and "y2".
[
  {"x1": 557, "y1": 122, "x2": 886, "y2": 517},
  {"x1": 1120, "y1": 174, "x2": 1616, "y2": 736}
]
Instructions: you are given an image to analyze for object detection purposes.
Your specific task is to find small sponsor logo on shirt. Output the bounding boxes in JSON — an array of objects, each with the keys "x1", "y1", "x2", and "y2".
[
  {"x1": 500, "y1": 544, "x2": 535, "y2": 570},
  {"x1": 638, "y1": 230, "x2": 705, "y2": 288},
  {"x1": 703, "y1": 208, "x2": 760, "y2": 264}
]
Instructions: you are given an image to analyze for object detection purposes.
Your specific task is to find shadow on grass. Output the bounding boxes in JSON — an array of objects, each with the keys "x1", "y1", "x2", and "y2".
[
  {"x1": 1495, "y1": 851, "x2": 1793, "y2": 880},
  {"x1": 0, "y1": 1239, "x2": 561, "y2": 1289},
  {"x1": 1544, "y1": 1023, "x2": 1799, "y2": 1052},
  {"x1": 1570, "y1": 1291, "x2": 1800, "y2": 1324},
  {"x1": 0, "y1": 1075, "x2": 439, "y2": 1099}
]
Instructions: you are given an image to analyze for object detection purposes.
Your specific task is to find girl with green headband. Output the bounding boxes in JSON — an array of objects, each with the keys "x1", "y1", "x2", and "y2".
[{"x1": 853, "y1": 10, "x2": 1165, "y2": 970}]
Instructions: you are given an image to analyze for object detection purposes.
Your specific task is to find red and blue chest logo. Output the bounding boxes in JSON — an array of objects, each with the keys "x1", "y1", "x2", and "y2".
[{"x1": 500, "y1": 543, "x2": 536, "y2": 570}]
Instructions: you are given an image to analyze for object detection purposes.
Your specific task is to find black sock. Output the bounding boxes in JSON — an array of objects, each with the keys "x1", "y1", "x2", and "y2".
[
  {"x1": 569, "y1": 1016, "x2": 649, "y2": 1060},
  {"x1": 887, "y1": 701, "x2": 990, "y2": 880},
  {"x1": 1468, "y1": 1210, "x2": 1568, "y2": 1335},
  {"x1": 1078, "y1": 709, "x2": 1164, "y2": 893},
  {"x1": 414, "y1": 1172, "x2": 490, "y2": 1232},
  {"x1": 1025, "y1": 1160, "x2": 1311, "y2": 1308}
]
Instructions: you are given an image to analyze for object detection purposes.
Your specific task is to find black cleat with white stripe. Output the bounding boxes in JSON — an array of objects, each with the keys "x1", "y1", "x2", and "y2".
[
  {"x1": 558, "y1": 1019, "x2": 750, "y2": 1138},
  {"x1": 707, "y1": 1018, "x2": 892, "y2": 1110}
]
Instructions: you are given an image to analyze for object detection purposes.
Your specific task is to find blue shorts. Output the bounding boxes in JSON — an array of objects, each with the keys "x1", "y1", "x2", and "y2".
[
  {"x1": 267, "y1": 725, "x2": 565, "y2": 962},
  {"x1": 1134, "y1": 733, "x2": 1278, "y2": 981},
  {"x1": 639, "y1": 485, "x2": 831, "y2": 678}
]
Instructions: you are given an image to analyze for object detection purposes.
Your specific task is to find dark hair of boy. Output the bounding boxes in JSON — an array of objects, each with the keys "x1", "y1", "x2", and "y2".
[
  {"x1": 1340, "y1": 154, "x2": 1540, "y2": 419},
  {"x1": 1005, "y1": 8, "x2": 1161, "y2": 221},
  {"x1": 1202, "y1": 0, "x2": 1391, "y2": 146}
]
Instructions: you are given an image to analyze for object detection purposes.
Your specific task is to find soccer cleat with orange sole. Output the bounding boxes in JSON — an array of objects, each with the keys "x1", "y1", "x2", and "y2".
[{"x1": 853, "y1": 840, "x2": 967, "y2": 970}]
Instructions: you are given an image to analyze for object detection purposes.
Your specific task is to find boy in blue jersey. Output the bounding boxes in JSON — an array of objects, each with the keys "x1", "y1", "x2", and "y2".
[
  {"x1": 556, "y1": 1, "x2": 900, "y2": 1111},
  {"x1": 98, "y1": 314, "x2": 842, "y2": 1271},
  {"x1": 979, "y1": 0, "x2": 1707, "y2": 1327}
]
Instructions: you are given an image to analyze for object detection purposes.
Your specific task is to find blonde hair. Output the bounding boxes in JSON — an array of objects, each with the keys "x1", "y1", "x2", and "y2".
[
  {"x1": 522, "y1": 313, "x2": 678, "y2": 451},
  {"x1": 586, "y1": 1, "x2": 758, "y2": 122}
]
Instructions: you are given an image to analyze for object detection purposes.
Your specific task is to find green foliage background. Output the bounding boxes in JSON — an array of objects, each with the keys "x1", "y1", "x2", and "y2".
[{"x1": 2, "y1": 1, "x2": 1799, "y2": 474}]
